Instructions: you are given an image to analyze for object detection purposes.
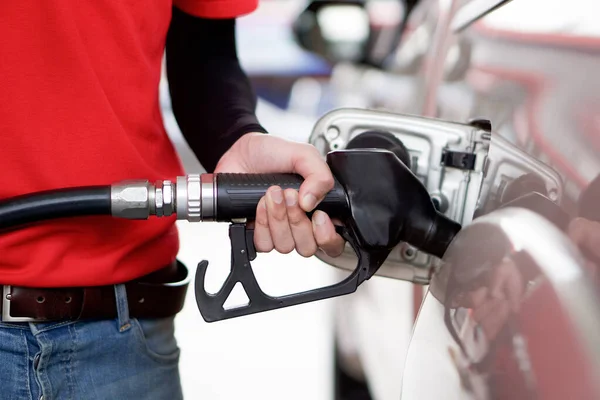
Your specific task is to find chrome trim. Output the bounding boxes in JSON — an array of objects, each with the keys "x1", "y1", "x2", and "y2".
[
  {"x1": 201, "y1": 174, "x2": 215, "y2": 221},
  {"x1": 163, "y1": 180, "x2": 174, "y2": 217},
  {"x1": 176, "y1": 176, "x2": 187, "y2": 218},
  {"x1": 213, "y1": 174, "x2": 217, "y2": 220},
  {"x1": 451, "y1": 0, "x2": 514, "y2": 32},
  {"x1": 155, "y1": 186, "x2": 164, "y2": 217}
]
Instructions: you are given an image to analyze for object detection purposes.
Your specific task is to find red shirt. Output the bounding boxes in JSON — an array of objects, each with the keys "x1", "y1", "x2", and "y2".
[{"x1": 0, "y1": 0, "x2": 257, "y2": 287}]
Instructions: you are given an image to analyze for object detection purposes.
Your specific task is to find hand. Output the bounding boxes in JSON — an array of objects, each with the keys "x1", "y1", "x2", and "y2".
[
  {"x1": 214, "y1": 133, "x2": 345, "y2": 258},
  {"x1": 452, "y1": 258, "x2": 524, "y2": 342}
]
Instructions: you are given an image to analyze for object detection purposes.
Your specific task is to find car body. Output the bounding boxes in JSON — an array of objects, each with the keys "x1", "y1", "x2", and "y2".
[{"x1": 292, "y1": 0, "x2": 600, "y2": 398}]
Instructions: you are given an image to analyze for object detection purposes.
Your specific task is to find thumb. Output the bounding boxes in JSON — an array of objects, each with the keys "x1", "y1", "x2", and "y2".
[{"x1": 292, "y1": 145, "x2": 335, "y2": 212}]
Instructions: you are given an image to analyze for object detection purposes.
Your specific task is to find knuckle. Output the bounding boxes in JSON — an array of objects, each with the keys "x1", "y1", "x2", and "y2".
[
  {"x1": 267, "y1": 203, "x2": 287, "y2": 222},
  {"x1": 300, "y1": 144, "x2": 324, "y2": 163},
  {"x1": 287, "y1": 210, "x2": 306, "y2": 226},
  {"x1": 270, "y1": 210, "x2": 287, "y2": 222},
  {"x1": 321, "y1": 174, "x2": 335, "y2": 189},
  {"x1": 317, "y1": 229, "x2": 336, "y2": 246},
  {"x1": 255, "y1": 199, "x2": 268, "y2": 222},
  {"x1": 302, "y1": 142, "x2": 317, "y2": 153},
  {"x1": 294, "y1": 222, "x2": 314, "y2": 237},
  {"x1": 255, "y1": 211, "x2": 269, "y2": 226},
  {"x1": 309, "y1": 144, "x2": 322, "y2": 156},
  {"x1": 329, "y1": 230, "x2": 342, "y2": 243}
]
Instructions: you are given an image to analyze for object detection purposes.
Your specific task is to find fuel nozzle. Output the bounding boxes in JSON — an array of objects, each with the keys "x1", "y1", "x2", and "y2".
[
  {"x1": 343, "y1": 129, "x2": 459, "y2": 257},
  {"x1": 325, "y1": 148, "x2": 461, "y2": 259},
  {"x1": 110, "y1": 148, "x2": 460, "y2": 260}
]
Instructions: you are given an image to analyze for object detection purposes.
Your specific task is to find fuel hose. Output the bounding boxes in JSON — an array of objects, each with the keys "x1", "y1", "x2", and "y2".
[{"x1": 0, "y1": 187, "x2": 112, "y2": 231}]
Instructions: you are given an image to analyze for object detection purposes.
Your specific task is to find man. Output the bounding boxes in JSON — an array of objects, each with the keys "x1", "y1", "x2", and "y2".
[{"x1": 0, "y1": 1, "x2": 344, "y2": 399}]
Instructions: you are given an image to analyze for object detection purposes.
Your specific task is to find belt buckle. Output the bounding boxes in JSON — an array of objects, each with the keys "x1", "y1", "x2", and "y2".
[{"x1": 2, "y1": 286, "x2": 37, "y2": 322}]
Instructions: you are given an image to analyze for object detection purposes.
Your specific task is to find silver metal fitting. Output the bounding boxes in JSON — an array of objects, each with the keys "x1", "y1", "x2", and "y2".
[
  {"x1": 173, "y1": 174, "x2": 215, "y2": 222},
  {"x1": 163, "y1": 180, "x2": 174, "y2": 216},
  {"x1": 111, "y1": 181, "x2": 151, "y2": 219},
  {"x1": 154, "y1": 180, "x2": 175, "y2": 217},
  {"x1": 155, "y1": 185, "x2": 164, "y2": 217},
  {"x1": 186, "y1": 174, "x2": 202, "y2": 222},
  {"x1": 112, "y1": 175, "x2": 215, "y2": 222},
  {"x1": 176, "y1": 176, "x2": 188, "y2": 218},
  {"x1": 173, "y1": 174, "x2": 204, "y2": 222}
]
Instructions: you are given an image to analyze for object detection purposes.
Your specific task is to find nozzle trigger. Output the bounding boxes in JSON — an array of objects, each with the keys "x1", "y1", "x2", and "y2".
[{"x1": 194, "y1": 223, "x2": 390, "y2": 322}]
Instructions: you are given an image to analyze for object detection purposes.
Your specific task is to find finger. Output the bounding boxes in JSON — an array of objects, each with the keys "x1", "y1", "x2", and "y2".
[
  {"x1": 312, "y1": 210, "x2": 345, "y2": 257},
  {"x1": 464, "y1": 287, "x2": 489, "y2": 309},
  {"x1": 472, "y1": 297, "x2": 501, "y2": 323},
  {"x1": 490, "y1": 258, "x2": 524, "y2": 313},
  {"x1": 480, "y1": 301, "x2": 511, "y2": 341},
  {"x1": 568, "y1": 217, "x2": 588, "y2": 246},
  {"x1": 253, "y1": 197, "x2": 273, "y2": 253},
  {"x1": 291, "y1": 144, "x2": 335, "y2": 212},
  {"x1": 266, "y1": 186, "x2": 295, "y2": 254},
  {"x1": 504, "y1": 265, "x2": 524, "y2": 313},
  {"x1": 284, "y1": 189, "x2": 317, "y2": 257}
]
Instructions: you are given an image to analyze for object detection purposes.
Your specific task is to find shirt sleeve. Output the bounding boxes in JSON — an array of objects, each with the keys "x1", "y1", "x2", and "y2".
[
  {"x1": 165, "y1": 7, "x2": 267, "y2": 173},
  {"x1": 173, "y1": 0, "x2": 259, "y2": 19}
]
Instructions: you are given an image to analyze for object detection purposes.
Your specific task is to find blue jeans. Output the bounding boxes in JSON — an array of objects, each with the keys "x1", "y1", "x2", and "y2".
[{"x1": 0, "y1": 284, "x2": 183, "y2": 400}]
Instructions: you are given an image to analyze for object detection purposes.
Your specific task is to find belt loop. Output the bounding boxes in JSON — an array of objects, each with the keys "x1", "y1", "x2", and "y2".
[{"x1": 114, "y1": 284, "x2": 131, "y2": 332}]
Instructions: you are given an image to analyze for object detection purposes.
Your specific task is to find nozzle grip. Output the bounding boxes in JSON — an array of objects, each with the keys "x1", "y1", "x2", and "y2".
[{"x1": 214, "y1": 173, "x2": 349, "y2": 221}]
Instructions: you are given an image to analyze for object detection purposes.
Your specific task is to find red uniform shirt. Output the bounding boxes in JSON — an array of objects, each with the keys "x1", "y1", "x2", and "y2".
[{"x1": 0, "y1": 0, "x2": 257, "y2": 287}]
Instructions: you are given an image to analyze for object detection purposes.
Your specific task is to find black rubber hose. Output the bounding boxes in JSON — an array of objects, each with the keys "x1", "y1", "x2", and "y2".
[{"x1": 0, "y1": 186, "x2": 112, "y2": 231}]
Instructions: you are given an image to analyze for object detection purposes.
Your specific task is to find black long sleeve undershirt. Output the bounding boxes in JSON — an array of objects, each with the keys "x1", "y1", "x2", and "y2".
[{"x1": 165, "y1": 7, "x2": 267, "y2": 172}]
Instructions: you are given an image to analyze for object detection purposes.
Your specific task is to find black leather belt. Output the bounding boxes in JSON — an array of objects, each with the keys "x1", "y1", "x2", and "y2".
[{"x1": 1, "y1": 260, "x2": 190, "y2": 322}]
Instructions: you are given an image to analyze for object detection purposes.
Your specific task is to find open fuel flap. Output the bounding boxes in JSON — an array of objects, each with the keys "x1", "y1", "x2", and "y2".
[{"x1": 308, "y1": 108, "x2": 563, "y2": 284}]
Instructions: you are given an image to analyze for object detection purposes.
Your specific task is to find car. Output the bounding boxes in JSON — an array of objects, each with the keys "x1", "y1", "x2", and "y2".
[{"x1": 292, "y1": 0, "x2": 600, "y2": 398}]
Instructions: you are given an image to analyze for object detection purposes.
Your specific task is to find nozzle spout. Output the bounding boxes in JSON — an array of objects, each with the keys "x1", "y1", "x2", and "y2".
[{"x1": 422, "y1": 213, "x2": 462, "y2": 258}]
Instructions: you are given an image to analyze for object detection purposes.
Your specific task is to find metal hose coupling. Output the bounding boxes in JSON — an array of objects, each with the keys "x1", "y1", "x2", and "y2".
[{"x1": 110, "y1": 174, "x2": 216, "y2": 221}]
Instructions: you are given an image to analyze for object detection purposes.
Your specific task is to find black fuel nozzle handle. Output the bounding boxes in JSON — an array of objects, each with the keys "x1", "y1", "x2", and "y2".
[
  {"x1": 194, "y1": 148, "x2": 462, "y2": 322},
  {"x1": 320, "y1": 148, "x2": 461, "y2": 259},
  {"x1": 213, "y1": 173, "x2": 350, "y2": 221}
]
